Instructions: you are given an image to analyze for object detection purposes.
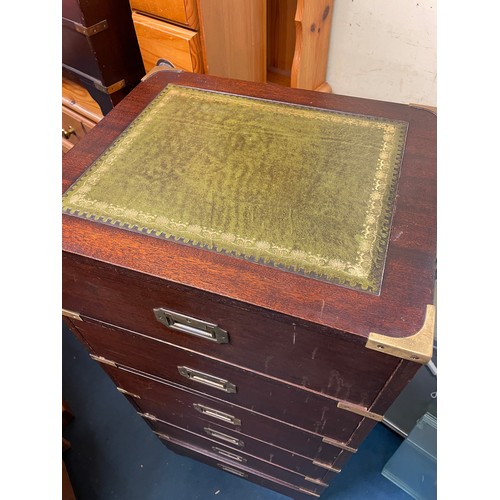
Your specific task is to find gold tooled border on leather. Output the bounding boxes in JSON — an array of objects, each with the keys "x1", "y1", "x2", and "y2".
[
  {"x1": 62, "y1": 84, "x2": 408, "y2": 295},
  {"x1": 366, "y1": 304, "x2": 436, "y2": 363}
]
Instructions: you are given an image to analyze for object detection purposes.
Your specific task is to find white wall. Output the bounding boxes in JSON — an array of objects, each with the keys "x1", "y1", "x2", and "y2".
[{"x1": 326, "y1": 0, "x2": 436, "y2": 106}]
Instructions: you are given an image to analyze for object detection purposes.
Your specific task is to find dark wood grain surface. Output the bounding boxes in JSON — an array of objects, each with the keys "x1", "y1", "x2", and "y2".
[
  {"x1": 98, "y1": 360, "x2": 367, "y2": 469},
  {"x1": 145, "y1": 418, "x2": 329, "y2": 487},
  {"x1": 62, "y1": 70, "x2": 436, "y2": 342},
  {"x1": 139, "y1": 408, "x2": 336, "y2": 481},
  {"x1": 159, "y1": 438, "x2": 325, "y2": 500},
  {"x1": 139, "y1": 414, "x2": 328, "y2": 493},
  {"x1": 63, "y1": 252, "x2": 400, "y2": 405},
  {"x1": 71, "y1": 318, "x2": 370, "y2": 446}
]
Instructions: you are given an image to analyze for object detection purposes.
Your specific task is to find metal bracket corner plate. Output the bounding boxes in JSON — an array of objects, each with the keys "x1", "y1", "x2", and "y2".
[
  {"x1": 366, "y1": 304, "x2": 436, "y2": 363},
  {"x1": 337, "y1": 401, "x2": 384, "y2": 421},
  {"x1": 62, "y1": 17, "x2": 109, "y2": 37},
  {"x1": 153, "y1": 431, "x2": 171, "y2": 441},
  {"x1": 116, "y1": 387, "x2": 141, "y2": 399},
  {"x1": 62, "y1": 308, "x2": 82, "y2": 321},
  {"x1": 305, "y1": 477, "x2": 329, "y2": 487},
  {"x1": 298, "y1": 488, "x2": 321, "y2": 498},
  {"x1": 89, "y1": 354, "x2": 117, "y2": 367},
  {"x1": 93, "y1": 79, "x2": 126, "y2": 95},
  {"x1": 138, "y1": 412, "x2": 158, "y2": 422},
  {"x1": 321, "y1": 437, "x2": 357, "y2": 454},
  {"x1": 312, "y1": 460, "x2": 341, "y2": 473}
]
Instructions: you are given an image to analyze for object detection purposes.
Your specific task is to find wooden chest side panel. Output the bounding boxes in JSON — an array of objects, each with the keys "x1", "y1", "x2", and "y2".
[{"x1": 198, "y1": 0, "x2": 267, "y2": 81}]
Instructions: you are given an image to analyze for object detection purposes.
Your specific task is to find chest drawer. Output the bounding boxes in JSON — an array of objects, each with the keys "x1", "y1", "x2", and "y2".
[
  {"x1": 72, "y1": 316, "x2": 369, "y2": 446},
  {"x1": 132, "y1": 11, "x2": 203, "y2": 73},
  {"x1": 160, "y1": 437, "x2": 323, "y2": 499},
  {"x1": 62, "y1": 106, "x2": 97, "y2": 147},
  {"x1": 130, "y1": 0, "x2": 199, "y2": 29},
  {"x1": 137, "y1": 397, "x2": 347, "y2": 474},
  {"x1": 62, "y1": 77, "x2": 102, "y2": 154},
  {"x1": 146, "y1": 412, "x2": 342, "y2": 483},
  {"x1": 63, "y1": 253, "x2": 400, "y2": 409},
  {"x1": 148, "y1": 419, "x2": 328, "y2": 494},
  {"x1": 62, "y1": 77, "x2": 103, "y2": 124},
  {"x1": 94, "y1": 359, "x2": 363, "y2": 473}
]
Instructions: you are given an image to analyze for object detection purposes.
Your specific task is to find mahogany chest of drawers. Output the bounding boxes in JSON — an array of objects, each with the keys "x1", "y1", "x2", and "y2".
[{"x1": 62, "y1": 70, "x2": 436, "y2": 499}]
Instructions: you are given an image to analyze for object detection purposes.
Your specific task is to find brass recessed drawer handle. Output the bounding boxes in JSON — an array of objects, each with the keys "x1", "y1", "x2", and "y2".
[
  {"x1": 193, "y1": 403, "x2": 241, "y2": 425},
  {"x1": 62, "y1": 126, "x2": 76, "y2": 139},
  {"x1": 204, "y1": 428, "x2": 244, "y2": 447},
  {"x1": 154, "y1": 308, "x2": 229, "y2": 344},
  {"x1": 212, "y1": 446, "x2": 247, "y2": 463},
  {"x1": 178, "y1": 366, "x2": 237, "y2": 393},
  {"x1": 217, "y1": 463, "x2": 248, "y2": 478}
]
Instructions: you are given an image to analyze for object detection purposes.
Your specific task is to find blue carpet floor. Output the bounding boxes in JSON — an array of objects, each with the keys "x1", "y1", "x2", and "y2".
[{"x1": 62, "y1": 322, "x2": 410, "y2": 499}]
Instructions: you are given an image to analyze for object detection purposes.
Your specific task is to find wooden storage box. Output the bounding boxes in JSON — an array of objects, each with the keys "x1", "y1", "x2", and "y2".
[
  {"x1": 62, "y1": 70, "x2": 436, "y2": 498},
  {"x1": 62, "y1": 0, "x2": 145, "y2": 113}
]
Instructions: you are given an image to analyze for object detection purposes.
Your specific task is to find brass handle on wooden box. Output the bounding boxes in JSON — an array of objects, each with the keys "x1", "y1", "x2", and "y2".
[
  {"x1": 212, "y1": 447, "x2": 247, "y2": 463},
  {"x1": 178, "y1": 366, "x2": 236, "y2": 393},
  {"x1": 193, "y1": 403, "x2": 241, "y2": 426},
  {"x1": 217, "y1": 464, "x2": 248, "y2": 478},
  {"x1": 204, "y1": 427, "x2": 244, "y2": 447},
  {"x1": 154, "y1": 308, "x2": 229, "y2": 344},
  {"x1": 62, "y1": 126, "x2": 76, "y2": 139}
]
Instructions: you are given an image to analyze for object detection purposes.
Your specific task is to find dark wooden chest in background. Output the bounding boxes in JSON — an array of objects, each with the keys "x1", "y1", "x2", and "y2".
[
  {"x1": 62, "y1": 0, "x2": 146, "y2": 114},
  {"x1": 62, "y1": 70, "x2": 436, "y2": 499}
]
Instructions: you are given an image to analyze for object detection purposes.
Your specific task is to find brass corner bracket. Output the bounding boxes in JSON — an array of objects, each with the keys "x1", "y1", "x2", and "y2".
[
  {"x1": 321, "y1": 437, "x2": 357, "y2": 454},
  {"x1": 366, "y1": 304, "x2": 436, "y2": 363},
  {"x1": 337, "y1": 402, "x2": 384, "y2": 421},
  {"x1": 62, "y1": 17, "x2": 109, "y2": 37},
  {"x1": 305, "y1": 477, "x2": 329, "y2": 487},
  {"x1": 312, "y1": 460, "x2": 341, "y2": 473},
  {"x1": 62, "y1": 308, "x2": 82, "y2": 321}
]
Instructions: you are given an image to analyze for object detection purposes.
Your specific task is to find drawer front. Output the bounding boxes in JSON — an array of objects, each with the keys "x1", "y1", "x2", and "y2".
[
  {"x1": 139, "y1": 398, "x2": 343, "y2": 481},
  {"x1": 130, "y1": 0, "x2": 199, "y2": 29},
  {"x1": 62, "y1": 138, "x2": 74, "y2": 154},
  {"x1": 97, "y1": 360, "x2": 346, "y2": 477},
  {"x1": 62, "y1": 106, "x2": 96, "y2": 146},
  {"x1": 144, "y1": 417, "x2": 328, "y2": 492},
  {"x1": 74, "y1": 317, "x2": 364, "y2": 446},
  {"x1": 145, "y1": 409, "x2": 341, "y2": 481},
  {"x1": 63, "y1": 253, "x2": 399, "y2": 407},
  {"x1": 161, "y1": 438, "x2": 322, "y2": 500},
  {"x1": 154, "y1": 421, "x2": 336, "y2": 486},
  {"x1": 132, "y1": 11, "x2": 203, "y2": 73},
  {"x1": 62, "y1": 77, "x2": 103, "y2": 124}
]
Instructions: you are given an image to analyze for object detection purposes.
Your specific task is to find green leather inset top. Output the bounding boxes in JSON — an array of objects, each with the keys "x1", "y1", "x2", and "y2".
[{"x1": 62, "y1": 85, "x2": 407, "y2": 293}]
